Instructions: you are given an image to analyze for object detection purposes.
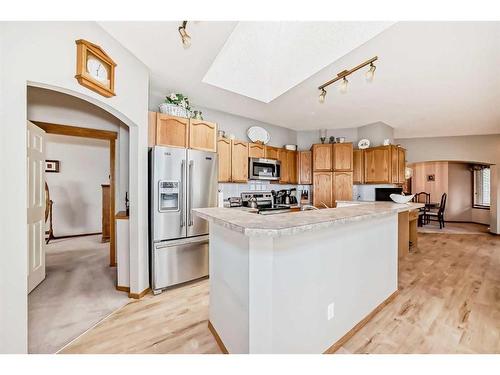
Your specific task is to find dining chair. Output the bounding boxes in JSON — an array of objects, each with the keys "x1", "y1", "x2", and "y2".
[
  {"x1": 412, "y1": 192, "x2": 431, "y2": 226},
  {"x1": 427, "y1": 193, "x2": 447, "y2": 229}
]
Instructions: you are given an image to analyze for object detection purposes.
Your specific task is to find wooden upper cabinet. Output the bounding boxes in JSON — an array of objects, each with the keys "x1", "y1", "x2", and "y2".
[
  {"x1": 398, "y1": 148, "x2": 406, "y2": 184},
  {"x1": 287, "y1": 151, "x2": 298, "y2": 184},
  {"x1": 390, "y1": 146, "x2": 399, "y2": 184},
  {"x1": 364, "y1": 146, "x2": 391, "y2": 184},
  {"x1": 265, "y1": 146, "x2": 279, "y2": 160},
  {"x1": 333, "y1": 143, "x2": 353, "y2": 171},
  {"x1": 189, "y1": 119, "x2": 217, "y2": 152},
  {"x1": 278, "y1": 149, "x2": 289, "y2": 183},
  {"x1": 333, "y1": 172, "x2": 353, "y2": 202},
  {"x1": 312, "y1": 144, "x2": 332, "y2": 171},
  {"x1": 217, "y1": 137, "x2": 231, "y2": 182},
  {"x1": 298, "y1": 151, "x2": 312, "y2": 185},
  {"x1": 248, "y1": 142, "x2": 265, "y2": 158},
  {"x1": 156, "y1": 114, "x2": 189, "y2": 148},
  {"x1": 353, "y1": 149, "x2": 364, "y2": 184},
  {"x1": 231, "y1": 141, "x2": 248, "y2": 182},
  {"x1": 313, "y1": 172, "x2": 333, "y2": 208}
]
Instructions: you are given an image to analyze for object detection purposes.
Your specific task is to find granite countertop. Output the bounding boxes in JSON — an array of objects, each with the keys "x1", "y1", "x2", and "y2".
[{"x1": 193, "y1": 201, "x2": 424, "y2": 237}]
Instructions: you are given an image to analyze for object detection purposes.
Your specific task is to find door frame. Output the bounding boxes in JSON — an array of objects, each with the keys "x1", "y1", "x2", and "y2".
[{"x1": 32, "y1": 121, "x2": 118, "y2": 266}]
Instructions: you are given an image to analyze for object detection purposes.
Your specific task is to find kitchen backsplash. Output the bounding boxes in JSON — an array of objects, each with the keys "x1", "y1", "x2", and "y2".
[{"x1": 219, "y1": 181, "x2": 311, "y2": 201}]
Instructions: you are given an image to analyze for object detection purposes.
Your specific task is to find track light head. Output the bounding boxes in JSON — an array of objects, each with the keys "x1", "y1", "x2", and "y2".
[
  {"x1": 366, "y1": 62, "x2": 376, "y2": 82},
  {"x1": 339, "y1": 77, "x2": 349, "y2": 94},
  {"x1": 178, "y1": 21, "x2": 191, "y2": 48},
  {"x1": 319, "y1": 88, "x2": 327, "y2": 103}
]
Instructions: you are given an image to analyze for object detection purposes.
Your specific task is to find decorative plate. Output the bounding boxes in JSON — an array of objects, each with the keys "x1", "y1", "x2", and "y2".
[
  {"x1": 247, "y1": 126, "x2": 270, "y2": 144},
  {"x1": 358, "y1": 139, "x2": 370, "y2": 149}
]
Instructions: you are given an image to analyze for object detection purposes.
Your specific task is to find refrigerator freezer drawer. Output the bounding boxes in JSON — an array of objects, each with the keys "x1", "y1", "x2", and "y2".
[{"x1": 152, "y1": 236, "x2": 209, "y2": 291}]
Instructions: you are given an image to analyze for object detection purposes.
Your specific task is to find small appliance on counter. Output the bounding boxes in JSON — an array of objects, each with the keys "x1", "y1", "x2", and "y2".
[
  {"x1": 241, "y1": 192, "x2": 273, "y2": 209},
  {"x1": 228, "y1": 197, "x2": 242, "y2": 207},
  {"x1": 273, "y1": 189, "x2": 298, "y2": 206}
]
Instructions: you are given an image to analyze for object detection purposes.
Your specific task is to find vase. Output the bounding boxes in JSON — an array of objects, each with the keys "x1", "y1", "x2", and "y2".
[
  {"x1": 192, "y1": 110, "x2": 203, "y2": 120},
  {"x1": 159, "y1": 103, "x2": 190, "y2": 118}
]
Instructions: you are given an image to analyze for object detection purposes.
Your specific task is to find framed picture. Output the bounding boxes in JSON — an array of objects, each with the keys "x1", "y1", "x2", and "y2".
[
  {"x1": 45, "y1": 160, "x2": 60, "y2": 173},
  {"x1": 427, "y1": 174, "x2": 435, "y2": 182}
]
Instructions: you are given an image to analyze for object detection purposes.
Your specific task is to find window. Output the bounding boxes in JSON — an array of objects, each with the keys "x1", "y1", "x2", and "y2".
[{"x1": 473, "y1": 166, "x2": 490, "y2": 209}]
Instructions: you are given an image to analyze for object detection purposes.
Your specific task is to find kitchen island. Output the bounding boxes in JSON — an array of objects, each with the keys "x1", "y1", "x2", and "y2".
[{"x1": 193, "y1": 201, "x2": 423, "y2": 354}]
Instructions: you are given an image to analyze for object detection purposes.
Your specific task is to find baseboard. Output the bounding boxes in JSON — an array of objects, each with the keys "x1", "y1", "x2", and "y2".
[
  {"x1": 51, "y1": 232, "x2": 102, "y2": 240},
  {"x1": 116, "y1": 285, "x2": 130, "y2": 293},
  {"x1": 207, "y1": 291, "x2": 399, "y2": 354},
  {"x1": 128, "y1": 287, "x2": 151, "y2": 299},
  {"x1": 323, "y1": 290, "x2": 399, "y2": 354},
  {"x1": 208, "y1": 321, "x2": 229, "y2": 354}
]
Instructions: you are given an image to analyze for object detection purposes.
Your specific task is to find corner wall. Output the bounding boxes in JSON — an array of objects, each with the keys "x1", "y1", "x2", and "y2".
[{"x1": 0, "y1": 21, "x2": 150, "y2": 353}]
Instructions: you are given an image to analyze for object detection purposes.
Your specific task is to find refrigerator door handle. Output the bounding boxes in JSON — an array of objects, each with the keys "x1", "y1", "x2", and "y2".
[
  {"x1": 188, "y1": 160, "x2": 194, "y2": 226},
  {"x1": 180, "y1": 160, "x2": 185, "y2": 227}
]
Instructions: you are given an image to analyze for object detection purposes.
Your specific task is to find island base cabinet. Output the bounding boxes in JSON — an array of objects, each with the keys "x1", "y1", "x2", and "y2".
[{"x1": 205, "y1": 215, "x2": 398, "y2": 354}]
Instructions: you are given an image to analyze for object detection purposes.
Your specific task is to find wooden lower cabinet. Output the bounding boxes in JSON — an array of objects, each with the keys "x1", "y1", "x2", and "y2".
[
  {"x1": 333, "y1": 172, "x2": 353, "y2": 202},
  {"x1": 231, "y1": 141, "x2": 248, "y2": 182},
  {"x1": 313, "y1": 172, "x2": 333, "y2": 208},
  {"x1": 217, "y1": 137, "x2": 231, "y2": 182},
  {"x1": 298, "y1": 151, "x2": 312, "y2": 184}
]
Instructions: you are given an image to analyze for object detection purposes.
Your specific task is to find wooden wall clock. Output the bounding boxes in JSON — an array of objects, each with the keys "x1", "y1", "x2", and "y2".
[{"x1": 75, "y1": 39, "x2": 116, "y2": 97}]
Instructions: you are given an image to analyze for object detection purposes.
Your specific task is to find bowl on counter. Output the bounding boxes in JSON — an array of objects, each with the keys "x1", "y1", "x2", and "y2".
[{"x1": 390, "y1": 194, "x2": 415, "y2": 204}]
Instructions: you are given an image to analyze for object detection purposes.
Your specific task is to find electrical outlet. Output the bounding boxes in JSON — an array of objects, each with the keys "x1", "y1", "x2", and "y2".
[{"x1": 327, "y1": 302, "x2": 335, "y2": 320}]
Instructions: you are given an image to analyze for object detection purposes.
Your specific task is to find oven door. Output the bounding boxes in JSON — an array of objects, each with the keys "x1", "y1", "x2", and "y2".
[{"x1": 249, "y1": 158, "x2": 281, "y2": 180}]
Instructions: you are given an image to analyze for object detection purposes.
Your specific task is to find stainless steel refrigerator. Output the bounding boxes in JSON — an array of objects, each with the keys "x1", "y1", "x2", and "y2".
[{"x1": 149, "y1": 146, "x2": 218, "y2": 293}]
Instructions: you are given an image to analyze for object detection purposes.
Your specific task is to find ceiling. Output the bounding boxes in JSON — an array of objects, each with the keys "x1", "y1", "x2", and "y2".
[{"x1": 99, "y1": 21, "x2": 500, "y2": 138}]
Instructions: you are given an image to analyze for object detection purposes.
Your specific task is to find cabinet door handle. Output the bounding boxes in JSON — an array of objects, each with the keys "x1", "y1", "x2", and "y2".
[{"x1": 188, "y1": 160, "x2": 194, "y2": 226}]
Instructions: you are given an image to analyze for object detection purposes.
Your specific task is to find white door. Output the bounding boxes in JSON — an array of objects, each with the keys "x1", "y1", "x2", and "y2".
[{"x1": 27, "y1": 121, "x2": 46, "y2": 293}]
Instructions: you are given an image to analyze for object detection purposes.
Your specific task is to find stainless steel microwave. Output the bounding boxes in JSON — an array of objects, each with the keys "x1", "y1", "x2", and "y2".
[{"x1": 249, "y1": 158, "x2": 281, "y2": 181}]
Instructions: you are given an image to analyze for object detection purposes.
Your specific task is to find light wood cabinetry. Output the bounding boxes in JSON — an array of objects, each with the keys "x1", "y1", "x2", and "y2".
[
  {"x1": 189, "y1": 119, "x2": 217, "y2": 152},
  {"x1": 217, "y1": 137, "x2": 232, "y2": 182},
  {"x1": 101, "y1": 184, "x2": 110, "y2": 243},
  {"x1": 248, "y1": 142, "x2": 265, "y2": 158},
  {"x1": 287, "y1": 151, "x2": 298, "y2": 184},
  {"x1": 313, "y1": 172, "x2": 333, "y2": 208},
  {"x1": 363, "y1": 145, "x2": 406, "y2": 185},
  {"x1": 333, "y1": 172, "x2": 353, "y2": 201},
  {"x1": 364, "y1": 146, "x2": 391, "y2": 184},
  {"x1": 333, "y1": 143, "x2": 353, "y2": 171},
  {"x1": 312, "y1": 144, "x2": 332, "y2": 171},
  {"x1": 353, "y1": 149, "x2": 364, "y2": 184},
  {"x1": 231, "y1": 141, "x2": 249, "y2": 182},
  {"x1": 398, "y1": 148, "x2": 406, "y2": 184},
  {"x1": 298, "y1": 151, "x2": 312, "y2": 185},
  {"x1": 278, "y1": 148, "x2": 289, "y2": 183},
  {"x1": 148, "y1": 111, "x2": 157, "y2": 147},
  {"x1": 155, "y1": 114, "x2": 189, "y2": 148},
  {"x1": 264, "y1": 146, "x2": 279, "y2": 160}
]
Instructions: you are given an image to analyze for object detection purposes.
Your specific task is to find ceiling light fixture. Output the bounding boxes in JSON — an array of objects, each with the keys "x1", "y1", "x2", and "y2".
[
  {"x1": 318, "y1": 56, "x2": 378, "y2": 101},
  {"x1": 365, "y1": 62, "x2": 376, "y2": 82},
  {"x1": 319, "y1": 88, "x2": 327, "y2": 103},
  {"x1": 339, "y1": 77, "x2": 349, "y2": 94},
  {"x1": 178, "y1": 21, "x2": 191, "y2": 49}
]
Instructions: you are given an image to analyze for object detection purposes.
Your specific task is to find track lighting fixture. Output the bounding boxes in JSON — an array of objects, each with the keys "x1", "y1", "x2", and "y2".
[
  {"x1": 319, "y1": 88, "x2": 327, "y2": 103},
  {"x1": 365, "y1": 62, "x2": 376, "y2": 82},
  {"x1": 339, "y1": 77, "x2": 349, "y2": 94},
  {"x1": 178, "y1": 21, "x2": 191, "y2": 48},
  {"x1": 318, "y1": 56, "x2": 378, "y2": 102}
]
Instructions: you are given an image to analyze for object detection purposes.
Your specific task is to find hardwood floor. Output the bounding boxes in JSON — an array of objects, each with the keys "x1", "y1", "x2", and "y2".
[
  {"x1": 418, "y1": 221, "x2": 490, "y2": 235},
  {"x1": 61, "y1": 232, "x2": 500, "y2": 354}
]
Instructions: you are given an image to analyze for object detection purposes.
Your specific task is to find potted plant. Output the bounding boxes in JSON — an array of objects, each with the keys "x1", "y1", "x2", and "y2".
[{"x1": 159, "y1": 92, "x2": 191, "y2": 118}]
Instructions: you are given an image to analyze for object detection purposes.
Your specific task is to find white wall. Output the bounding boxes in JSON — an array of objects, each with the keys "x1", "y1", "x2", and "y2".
[
  {"x1": 45, "y1": 135, "x2": 110, "y2": 236},
  {"x1": 396, "y1": 135, "x2": 500, "y2": 233},
  {"x1": 0, "y1": 21, "x2": 149, "y2": 353},
  {"x1": 28, "y1": 86, "x2": 130, "y2": 211},
  {"x1": 296, "y1": 127, "x2": 358, "y2": 151}
]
